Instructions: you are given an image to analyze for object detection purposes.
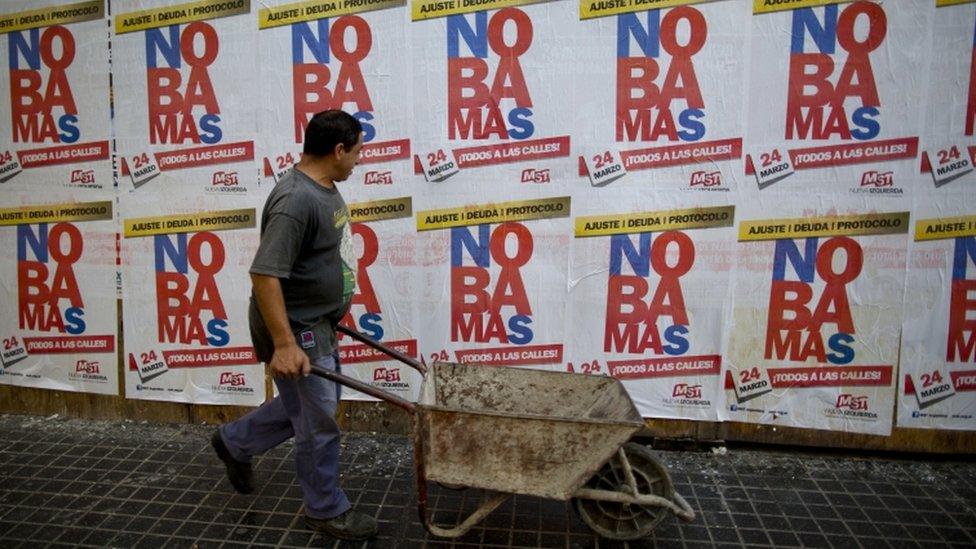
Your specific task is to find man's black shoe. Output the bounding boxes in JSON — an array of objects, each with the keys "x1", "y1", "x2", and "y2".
[
  {"x1": 305, "y1": 509, "x2": 378, "y2": 541},
  {"x1": 211, "y1": 430, "x2": 253, "y2": 494}
]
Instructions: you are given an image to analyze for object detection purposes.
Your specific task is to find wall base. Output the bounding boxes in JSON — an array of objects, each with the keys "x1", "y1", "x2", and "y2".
[{"x1": 1, "y1": 385, "x2": 973, "y2": 454}]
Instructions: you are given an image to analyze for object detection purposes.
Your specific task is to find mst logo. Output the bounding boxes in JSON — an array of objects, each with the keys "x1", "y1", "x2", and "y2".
[
  {"x1": 75, "y1": 360, "x2": 100, "y2": 374},
  {"x1": 373, "y1": 368, "x2": 401, "y2": 382},
  {"x1": 521, "y1": 168, "x2": 550, "y2": 183},
  {"x1": 690, "y1": 171, "x2": 720, "y2": 187},
  {"x1": 835, "y1": 394, "x2": 868, "y2": 411},
  {"x1": 364, "y1": 171, "x2": 392, "y2": 185},
  {"x1": 860, "y1": 171, "x2": 892, "y2": 187},
  {"x1": 70, "y1": 169, "x2": 94, "y2": 185},
  {"x1": 219, "y1": 372, "x2": 245, "y2": 386},
  {"x1": 672, "y1": 383, "x2": 702, "y2": 399},
  {"x1": 212, "y1": 171, "x2": 238, "y2": 186}
]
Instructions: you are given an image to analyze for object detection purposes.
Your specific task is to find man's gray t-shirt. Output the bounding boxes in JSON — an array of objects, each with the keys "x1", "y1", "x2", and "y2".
[{"x1": 248, "y1": 168, "x2": 356, "y2": 363}]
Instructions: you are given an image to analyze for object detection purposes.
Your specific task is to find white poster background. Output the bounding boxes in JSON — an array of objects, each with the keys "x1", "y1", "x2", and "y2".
[
  {"x1": 257, "y1": 2, "x2": 414, "y2": 191},
  {"x1": 0, "y1": 1, "x2": 113, "y2": 194},
  {"x1": 112, "y1": 0, "x2": 259, "y2": 195},
  {"x1": 409, "y1": 1, "x2": 577, "y2": 188},
  {"x1": 338, "y1": 204, "x2": 423, "y2": 402},
  {"x1": 415, "y1": 198, "x2": 571, "y2": 373},
  {"x1": 744, "y1": 0, "x2": 929, "y2": 197},
  {"x1": 566, "y1": 193, "x2": 734, "y2": 420},
  {"x1": 722, "y1": 197, "x2": 909, "y2": 435},
  {"x1": 572, "y1": 0, "x2": 750, "y2": 193},
  {"x1": 0, "y1": 192, "x2": 118, "y2": 394},
  {"x1": 898, "y1": 193, "x2": 976, "y2": 430},
  {"x1": 120, "y1": 193, "x2": 263, "y2": 405}
]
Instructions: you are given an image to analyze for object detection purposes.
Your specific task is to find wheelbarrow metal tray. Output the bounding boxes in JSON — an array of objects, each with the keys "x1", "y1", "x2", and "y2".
[{"x1": 416, "y1": 362, "x2": 645, "y2": 501}]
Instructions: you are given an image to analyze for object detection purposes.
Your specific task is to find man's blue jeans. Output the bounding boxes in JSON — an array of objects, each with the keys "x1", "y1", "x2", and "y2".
[{"x1": 218, "y1": 352, "x2": 351, "y2": 519}]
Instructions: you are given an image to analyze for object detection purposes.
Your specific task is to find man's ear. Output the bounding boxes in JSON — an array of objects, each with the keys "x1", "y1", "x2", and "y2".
[{"x1": 332, "y1": 142, "x2": 345, "y2": 158}]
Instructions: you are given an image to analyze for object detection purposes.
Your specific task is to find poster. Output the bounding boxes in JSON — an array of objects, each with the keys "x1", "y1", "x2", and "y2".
[
  {"x1": 723, "y1": 200, "x2": 909, "y2": 435},
  {"x1": 415, "y1": 196, "x2": 571, "y2": 371},
  {"x1": 573, "y1": 0, "x2": 749, "y2": 192},
  {"x1": 0, "y1": 195, "x2": 118, "y2": 394},
  {"x1": 744, "y1": 0, "x2": 929, "y2": 196},
  {"x1": 567, "y1": 195, "x2": 734, "y2": 420},
  {"x1": 896, "y1": 1, "x2": 976, "y2": 430},
  {"x1": 120, "y1": 194, "x2": 263, "y2": 404},
  {"x1": 899, "y1": 194, "x2": 976, "y2": 429},
  {"x1": 112, "y1": 0, "x2": 259, "y2": 195},
  {"x1": 920, "y1": 0, "x2": 976, "y2": 189},
  {"x1": 256, "y1": 0, "x2": 413, "y2": 188},
  {"x1": 0, "y1": 1, "x2": 112, "y2": 193},
  {"x1": 337, "y1": 196, "x2": 423, "y2": 401},
  {"x1": 410, "y1": 0, "x2": 575, "y2": 186}
]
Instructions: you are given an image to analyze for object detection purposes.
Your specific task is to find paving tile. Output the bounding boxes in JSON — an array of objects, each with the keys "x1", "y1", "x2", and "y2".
[
  {"x1": 779, "y1": 502, "x2": 810, "y2": 517},
  {"x1": 783, "y1": 516, "x2": 818, "y2": 536},
  {"x1": 819, "y1": 518, "x2": 852, "y2": 536},
  {"x1": 767, "y1": 530, "x2": 801, "y2": 547},
  {"x1": 709, "y1": 527, "x2": 740, "y2": 543},
  {"x1": 740, "y1": 528, "x2": 772, "y2": 546},
  {"x1": 109, "y1": 530, "x2": 144, "y2": 546},
  {"x1": 848, "y1": 520, "x2": 882, "y2": 537},
  {"x1": 82, "y1": 527, "x2": 121, "y2": 546},
  {"x1": 826, "y1": 534, "x2": 860, "y2": 549},
  {"x1": 680, "y1": 523, "x2": 711, "y2": 542},
  {"x1": 760, "y1": 514, "x2": 791, "y2": 531},
  {"x1": 175, "y1": 519, "x2": 210, "y2": 538}
]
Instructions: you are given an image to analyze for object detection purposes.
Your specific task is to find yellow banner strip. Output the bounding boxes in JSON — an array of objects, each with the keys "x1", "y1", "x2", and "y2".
[
  {"x1": 412, "y1": 0, "x2": 550, "y2": 21},
  {"x1": 124, "y1": 208, "x2": 256, "y2": 238},
  {"x1": 937, "y1": 0, "x2": 976, "y2": 7},
  {"x1": 0, "y1": 1, "x2": 104, "y2": 34},
  {"x1": 575, "y1": 205, "x2": 734, "y2": 238},
  {"x1": 581, "y1": 0, "x2": 719, "y2": 21},
  {"x1": 915, "y1": 215, "x2": 976, "y2": 241},
  {"x1": 259, "y1": 0, "x2": 404, "y2": 29},
  {"x1": 349, "y1": 197, "x2": 413, "y2": 223},
  {"x1": 739, "y1": 212, "x2": 909, "y2": 241},
  {"x1": 0, "y1": 201, "x2": 113, "y2": 226},
  {"x1": 753, "y1": 0, "x2": 853, "y2": 14},
  {"x1": 115, "y1": 0, "x2": 250, "y2": 35},
  {"x1": 417, "y1": 196, "x2": 570, "y2": 231}
]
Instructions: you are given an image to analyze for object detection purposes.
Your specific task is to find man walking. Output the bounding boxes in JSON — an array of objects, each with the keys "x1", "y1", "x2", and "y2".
[{"x1": 211, "y1": 110, "x2": 377, "y2": 540}]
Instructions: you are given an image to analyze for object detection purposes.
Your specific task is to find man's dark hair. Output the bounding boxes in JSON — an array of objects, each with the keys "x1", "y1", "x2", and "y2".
[{"x1": 302, "y1": 110, "x2": 362, "y2": 156}]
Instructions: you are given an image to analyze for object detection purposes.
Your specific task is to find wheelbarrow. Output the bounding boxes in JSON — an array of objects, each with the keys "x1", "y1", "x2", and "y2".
[{"x1": 310, "y1": 325, "x2": 695, "y2": 541}]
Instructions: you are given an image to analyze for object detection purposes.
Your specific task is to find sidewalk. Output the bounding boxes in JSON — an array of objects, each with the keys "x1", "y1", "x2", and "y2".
[{"x1": 0, "y1": 414, "x2": 973, "y2": 548}]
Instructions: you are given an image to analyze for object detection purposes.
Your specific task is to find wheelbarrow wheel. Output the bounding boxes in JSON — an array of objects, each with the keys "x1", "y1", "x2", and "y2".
[{"x1": 573, "y1": 442, "x2": 674, "y2": 541}]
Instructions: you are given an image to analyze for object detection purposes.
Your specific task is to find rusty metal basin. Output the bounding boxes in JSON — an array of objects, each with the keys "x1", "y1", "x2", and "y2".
[{"x1": 415, "y1": 362, "x2": 644, "y2": 500}]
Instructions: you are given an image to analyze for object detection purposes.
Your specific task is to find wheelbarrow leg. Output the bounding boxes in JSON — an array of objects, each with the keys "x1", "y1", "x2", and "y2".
[
  {"x1": 413, "y1": 418, "x2": 508, "y2": 538},
  {"x1": 615, "y1": 446, "x2": 695, "y2": 522}
]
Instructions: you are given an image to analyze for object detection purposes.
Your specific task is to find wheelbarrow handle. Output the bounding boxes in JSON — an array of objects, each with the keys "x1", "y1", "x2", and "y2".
[
  {"x1": 337, "y1": 324, "x2": 427, "y2": 375},
  {"x1": 309, "y1": 364, "x2": 416, "y2": 414}
]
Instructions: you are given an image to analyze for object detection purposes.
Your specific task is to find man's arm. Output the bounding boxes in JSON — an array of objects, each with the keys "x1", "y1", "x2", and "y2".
[{"x1": 251, "y1": 272, "x2": 310, "y2": 379}]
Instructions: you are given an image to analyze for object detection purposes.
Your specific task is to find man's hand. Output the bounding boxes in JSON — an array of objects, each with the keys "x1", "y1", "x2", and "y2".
[
  {"x1": 269, "y1": 342, "x2": 311, "y2": 379},
  {"x1": 251, "y1": 273, "x2": 311, "y2": 379}
]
